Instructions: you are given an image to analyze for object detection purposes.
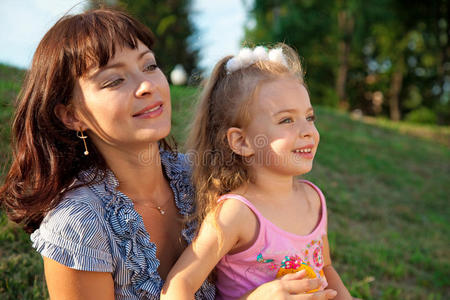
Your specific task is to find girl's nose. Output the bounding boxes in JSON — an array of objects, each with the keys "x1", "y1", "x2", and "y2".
[{"x1": 299, "y1": 121, "x2": 314, "y2": 138}]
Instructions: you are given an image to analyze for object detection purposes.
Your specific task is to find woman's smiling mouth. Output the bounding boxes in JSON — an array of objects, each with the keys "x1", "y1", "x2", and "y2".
[{"x1": 133, "y1": 102, "x2": 163, "y2": 118}]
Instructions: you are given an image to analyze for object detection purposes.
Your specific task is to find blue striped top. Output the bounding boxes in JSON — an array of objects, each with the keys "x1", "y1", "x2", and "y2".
[{"x1": 30, "y1": 150, "x2": 215, "y2": 299}]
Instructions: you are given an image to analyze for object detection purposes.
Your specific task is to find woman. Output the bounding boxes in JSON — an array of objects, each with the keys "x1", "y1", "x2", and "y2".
[{"x1": 0, "y1": 9, "x2": 336, "y2": 299}]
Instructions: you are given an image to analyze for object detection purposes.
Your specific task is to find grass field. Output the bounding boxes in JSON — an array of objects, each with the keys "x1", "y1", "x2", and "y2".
[{"x1": 0, "y1": 63, "x2": 449, "y2": 299}]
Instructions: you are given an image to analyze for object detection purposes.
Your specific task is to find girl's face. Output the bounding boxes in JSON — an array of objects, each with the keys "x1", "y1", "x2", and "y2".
[
  {"x1": 73, "y1": 40, "x2": 171, "y2": 152},
  {"x1": 244, "y1": 77, "x2": 320, "y2": 177}
]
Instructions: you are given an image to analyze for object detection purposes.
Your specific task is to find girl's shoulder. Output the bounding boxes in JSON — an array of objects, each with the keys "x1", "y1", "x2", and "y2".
[
  {"x1": 295, "y1": 180, "x2": 327, "y2": 217},
  {"x1": 295, "y1": 180, "x2": 328, "y2": 229},
  {"x1": 295, "y1": 179, "x2": 326, "y2": 201}
]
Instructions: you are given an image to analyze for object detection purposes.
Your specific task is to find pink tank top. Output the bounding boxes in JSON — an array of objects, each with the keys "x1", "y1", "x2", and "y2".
[{"x1": 215, "y1": 180, "x2": 328, "y2": 299}]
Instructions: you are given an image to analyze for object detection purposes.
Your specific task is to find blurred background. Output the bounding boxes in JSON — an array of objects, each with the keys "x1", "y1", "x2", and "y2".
[{"x1": 0, "y1": 0, "x2": 449, "y2": 299}]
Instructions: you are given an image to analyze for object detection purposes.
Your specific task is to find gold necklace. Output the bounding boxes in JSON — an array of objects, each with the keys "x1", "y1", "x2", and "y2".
[
  {"x1": 137, "y1": 197, "x2": 170, "y2": 215},
  {"x1": 130, "y1": 188, "x2": 172, "y2": 215}
]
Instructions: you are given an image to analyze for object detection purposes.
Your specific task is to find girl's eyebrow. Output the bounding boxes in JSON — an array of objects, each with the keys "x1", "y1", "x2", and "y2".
[
  {"x1": 273, "y1": 107, "x2": 314, "y2": 116},
  {"x1": 88, "y1": 49, "x2": 153, "y2": 80}
]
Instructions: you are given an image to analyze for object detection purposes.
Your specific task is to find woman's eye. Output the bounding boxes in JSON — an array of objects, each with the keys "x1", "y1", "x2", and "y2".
[
  {"x1": 102, "y1": 78, "x2": 123, "y2": 88},
  {"x1": 306, "y1": 115, "x2": 316, "y2": 122},
  {"x1": 279, "y1": 117, "x2": 293, "y2": 124},
  {"x1": 144, "y1": 63, "x2": 158, "y2": 72}
]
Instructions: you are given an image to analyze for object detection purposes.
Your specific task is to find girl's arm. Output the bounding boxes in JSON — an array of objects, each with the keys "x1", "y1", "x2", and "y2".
[
  {"x1": 322, "y1": 235, "x2": 352, "y2": 300},
  {"x1": 161, "y1": 198, "x2": 254, "y2": 300},
  {"x1": 239, "y1": 271, "x2": 338, "y2": 299},
  {"x1": 44, "y1": 257, "x2": 115, "y2": 300}
]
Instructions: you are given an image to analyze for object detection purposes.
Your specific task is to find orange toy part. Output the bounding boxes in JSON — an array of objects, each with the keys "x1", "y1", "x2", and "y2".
[{"x1": 276, "y1": 263, "x2": 324, "y2": 293}]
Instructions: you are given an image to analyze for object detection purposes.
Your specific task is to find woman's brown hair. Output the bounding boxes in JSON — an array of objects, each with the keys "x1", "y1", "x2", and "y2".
[
  {"x1": 186, "y1": 44, "x2": 305, "y2": 238},
  {"x1": 0, "y1": 8, "x2": 173, "y2": 233}
]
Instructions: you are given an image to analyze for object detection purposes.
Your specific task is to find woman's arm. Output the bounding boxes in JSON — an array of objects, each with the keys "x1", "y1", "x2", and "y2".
[
  {"x1": 322, "y1": 235, "x2": 352, "y2": 300},
  {"x1": 44, "y1": 257, "x2": 114, "y2": 300}
]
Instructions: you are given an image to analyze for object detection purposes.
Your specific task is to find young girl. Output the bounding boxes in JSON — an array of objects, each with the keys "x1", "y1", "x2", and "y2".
[{"x1": 161, "y1": 45, "x2": 352, "y2": 299}]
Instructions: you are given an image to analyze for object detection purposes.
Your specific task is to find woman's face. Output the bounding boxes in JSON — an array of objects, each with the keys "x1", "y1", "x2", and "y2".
[{"x1": 73, "y1": 40, "x2": 171, "y2": 152}]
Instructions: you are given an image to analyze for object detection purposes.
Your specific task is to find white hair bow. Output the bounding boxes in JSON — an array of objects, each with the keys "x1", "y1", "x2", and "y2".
[{"x1": 225, "y1": 46, "x2": 288, "y2": 74}]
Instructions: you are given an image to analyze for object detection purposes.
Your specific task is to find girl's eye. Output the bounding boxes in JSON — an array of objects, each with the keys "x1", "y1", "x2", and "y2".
[
  {"x1": 279, "y1": 117, "x2": 293, "y2": 124},
  {"x1": 307, "y1": 115, "x2": 316, "y2": 122},
  {"x1": 144, "y1": 63, "x2": 158, "y2": 72},
  {"x1": 102, "y1": 78, "x2": 123, "y2": 89}
]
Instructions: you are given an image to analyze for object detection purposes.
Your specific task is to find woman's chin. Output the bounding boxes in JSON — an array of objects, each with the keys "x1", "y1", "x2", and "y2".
[
  {"x1": 136, "y1": 123, "x2": 172, "y2": 142},
  {"x1": 157, "y1": 124, "x2": 172, "y2": 141}
]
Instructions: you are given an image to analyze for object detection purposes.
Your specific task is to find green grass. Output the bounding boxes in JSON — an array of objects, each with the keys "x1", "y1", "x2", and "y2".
[
  {"x1": 0, "y1": 63, "x2": 449, "y2": 299},
  {"x1": 303, "y1": 107, "x2": 450, "y2": 299},
  {"x1": 0, "y1": 64, "x2": 22, "y2": 165}
]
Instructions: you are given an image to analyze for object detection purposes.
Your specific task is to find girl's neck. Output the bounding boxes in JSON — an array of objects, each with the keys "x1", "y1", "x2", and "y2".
[{"x1": 238, "y1": 168, "x2": 297, "y2": 204}]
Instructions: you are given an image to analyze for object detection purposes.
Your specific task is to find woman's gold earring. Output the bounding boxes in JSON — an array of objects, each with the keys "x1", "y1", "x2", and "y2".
[{"x1": 76, "y1": 129, "x2": 89, "y2": 156}]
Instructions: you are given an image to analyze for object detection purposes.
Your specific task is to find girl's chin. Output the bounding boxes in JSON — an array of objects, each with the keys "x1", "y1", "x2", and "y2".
[{"x1": 295, "y1": 165, "x2": 313, "y2": 176}]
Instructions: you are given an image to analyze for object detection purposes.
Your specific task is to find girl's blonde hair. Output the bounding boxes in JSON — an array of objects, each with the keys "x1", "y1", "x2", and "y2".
[{"x1": 187, "y1": 44, "x2": 305, "y2": 231}]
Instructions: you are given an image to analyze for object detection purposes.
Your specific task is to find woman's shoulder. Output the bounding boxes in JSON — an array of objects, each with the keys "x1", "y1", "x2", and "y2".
[
  {"x1": 35, "y1": 180, "x2": 108, "y2": 237},
  {"x1": 60, "y1": 182, "x2": 106, "y2": 210},
  {"x1": 43, "y1": 171, "x2": 111, "y2": 223},
  {"x1": 31, "y1": 181, "x2": 114, "y2": 272}
]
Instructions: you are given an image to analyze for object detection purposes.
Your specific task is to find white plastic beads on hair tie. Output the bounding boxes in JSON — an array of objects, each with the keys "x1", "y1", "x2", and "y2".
[{"x1": 225, "y1": 46, "x2": 288, "y2": 74}]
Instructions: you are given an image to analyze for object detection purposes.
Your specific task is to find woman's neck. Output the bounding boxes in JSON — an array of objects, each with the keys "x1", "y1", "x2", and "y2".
[{"x1": 96, "y1": 141, "x2": 168, "y2": 204}]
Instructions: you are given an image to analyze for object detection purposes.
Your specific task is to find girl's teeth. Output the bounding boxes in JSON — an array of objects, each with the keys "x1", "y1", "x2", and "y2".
[{"x1": 294, "y1": 149, "x2": 312, "y2": 153}]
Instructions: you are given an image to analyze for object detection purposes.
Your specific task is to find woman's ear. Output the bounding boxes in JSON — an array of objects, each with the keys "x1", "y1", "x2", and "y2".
[
  {"x1": 54, "y1": 103, "x2": 87, "y2": 131},
  {"x1": 227, "y1": 127, "x2": 255, "y2": 157}
]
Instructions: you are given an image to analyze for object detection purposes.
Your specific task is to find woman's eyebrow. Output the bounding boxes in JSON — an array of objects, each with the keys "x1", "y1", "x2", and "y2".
[
  {"x1": 139, "y1": 49, "x2": 152, "y2": 59},
  {"x1": 88, "y1": 49, "x2": 154, "y2": 80}
]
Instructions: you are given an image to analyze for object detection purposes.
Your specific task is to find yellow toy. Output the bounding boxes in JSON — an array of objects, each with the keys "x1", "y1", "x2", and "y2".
[{"x1": 276, "y1": 256, "x2": 325, "y2": 293}]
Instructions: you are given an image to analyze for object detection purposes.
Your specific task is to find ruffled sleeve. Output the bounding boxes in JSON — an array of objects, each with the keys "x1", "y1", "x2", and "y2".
[{"x1": 30, "y1": 189, "x2": 113, "y2": 273}]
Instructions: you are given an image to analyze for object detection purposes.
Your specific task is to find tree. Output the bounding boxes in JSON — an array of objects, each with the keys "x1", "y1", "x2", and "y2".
[
  {"x1": 89, "y1": 0, "x2": 200, "y2": 82},
  {"x1": 245, "y1": 0, "x2": 449, "y2": 124},
  {"x1": 367, "y1": 0, "x2": 449, "y2": 123},
  {"x1": 245, "y1": 0, "x2": 338, "y2": 107}
]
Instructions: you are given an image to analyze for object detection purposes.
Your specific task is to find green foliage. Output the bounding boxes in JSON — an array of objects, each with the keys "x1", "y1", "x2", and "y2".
[
  {"x1": 405, "y1": 107, "x2": 438, "y2": 124},
  {"x1": 1, "y1": 65, "x2": 449, "y2": 299},
  {"x1": 0, "y1": 64, "x2": 23, "y2": 167},
  {"x1": 89, "y1": 0, "x2": 200, "y2": 81},
  {"x1": 169, "y1": 85, "x2": 199, "y2": 147},
  {"x1": 245, "y1": 0, "x2": 338, "y2": 106},
  {"x1": 0, "y1": 213, "x2": 48, "y2": 300},
  {"x1": 245, "y1": 0, "x2": 449, "y2": 125}
]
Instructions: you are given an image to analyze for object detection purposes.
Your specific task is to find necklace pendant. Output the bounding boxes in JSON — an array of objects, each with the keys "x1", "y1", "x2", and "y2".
[{"x1": 157, "y1": 206, "x2": 165, "y2": 215}]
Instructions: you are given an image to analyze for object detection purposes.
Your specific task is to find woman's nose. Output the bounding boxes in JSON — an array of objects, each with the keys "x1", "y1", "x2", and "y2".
[{"x1": 135, "y1": 78, "x2": 155, "y2": 98}]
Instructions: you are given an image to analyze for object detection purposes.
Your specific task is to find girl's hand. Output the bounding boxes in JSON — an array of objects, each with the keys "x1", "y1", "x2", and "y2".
[{"x1": 241, "y1": 270, "x2": 337, "y2": 300}]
